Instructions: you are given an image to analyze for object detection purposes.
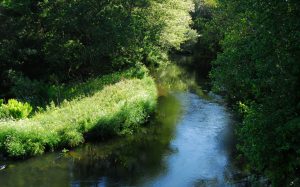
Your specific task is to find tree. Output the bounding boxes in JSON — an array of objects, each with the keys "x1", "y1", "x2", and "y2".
[
  {"x1": 0, "y1": 0, "x2": 195, "y2": 103},
  {"x1": 206, "y1": 0, "x2": 300, "y2": 185}
]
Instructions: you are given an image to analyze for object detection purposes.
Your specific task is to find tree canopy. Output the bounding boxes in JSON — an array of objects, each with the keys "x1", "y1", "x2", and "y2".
[{"x1": 0, "y1": 0, "x2": 195, "y2": 103}]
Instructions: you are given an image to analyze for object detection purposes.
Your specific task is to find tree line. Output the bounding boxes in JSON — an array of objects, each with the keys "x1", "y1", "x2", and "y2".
[
  {"x1": 0, "y1": 0, "x2": 196, "y2": 105},
  {"x1": 193, "y1": 0, "x2": 300, "y2": 186}
]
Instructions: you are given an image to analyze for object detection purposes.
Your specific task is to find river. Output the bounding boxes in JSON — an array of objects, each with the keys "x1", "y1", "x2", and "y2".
[{"x1": 0, "y1": 61, "x2": 249, "y2": 187}]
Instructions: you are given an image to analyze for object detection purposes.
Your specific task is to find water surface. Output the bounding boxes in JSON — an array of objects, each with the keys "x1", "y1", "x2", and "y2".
[{"x1": 0, "y1": 63, "x2": 244, "y2": 187}]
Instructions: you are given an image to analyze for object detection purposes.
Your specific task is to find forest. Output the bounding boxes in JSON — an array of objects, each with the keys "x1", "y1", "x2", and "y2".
[{"x1": 0, "y1": 0, "x2": 299, "y2": 186}]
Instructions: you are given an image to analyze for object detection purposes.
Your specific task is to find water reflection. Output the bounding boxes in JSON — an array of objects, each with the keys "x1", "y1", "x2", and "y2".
[
  {"x1": 143, "y1": 92, "x2": 233, "y2": 187},
  {"x1": 0, "y1": 93, "x2": 182, "y2": 187},
  {"x1": 69, "y1": 95, "x2": 182, "y2": 187},
  {"x1": 152, "y1": 63, "x2": 210, "y2": 100},
  {"x1": 0, "y1": 62, "x2": 245, "y2": 187}
]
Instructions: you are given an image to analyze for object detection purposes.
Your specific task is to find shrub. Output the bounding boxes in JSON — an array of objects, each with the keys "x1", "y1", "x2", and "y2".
[{"x1": 0, "y1": 99, "x2": 33, "y2": 119}]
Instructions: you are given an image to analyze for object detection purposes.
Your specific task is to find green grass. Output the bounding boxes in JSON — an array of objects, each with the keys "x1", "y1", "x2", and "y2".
[
  {"x1": 47, "y1": 66, "x2": 150, "y2": 105},
  {"x1": 0, "y1": 69, "x2": 157, "y2": 158}
]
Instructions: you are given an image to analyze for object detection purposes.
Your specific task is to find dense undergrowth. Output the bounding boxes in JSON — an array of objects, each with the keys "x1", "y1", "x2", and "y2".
[{"x1": 0, "y1": 68, "x2": 157, "y2": 159}]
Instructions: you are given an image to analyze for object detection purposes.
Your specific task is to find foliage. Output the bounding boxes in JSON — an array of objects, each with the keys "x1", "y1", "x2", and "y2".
[
  {"x1": 191, "y1": 0, "x2": 220, "y2": 65},
  {"x1": 0, "y1": 99, "x2": 32, "y2": 119},
  {"x1": 0, "y1": 73, "x2": 157, "y2": 158},
  {"x1": 7, "y1": 66, "x2": 148, "y2": 108},
  {"x1": 194, "y1": 0, "x2": 300, "y2": 185},
  {"x1": 0, "y1": 0, "x2": 195, "y2": 100},
  {"x1": 150, "y1": 0, "x2": 196, "y2": 50}
]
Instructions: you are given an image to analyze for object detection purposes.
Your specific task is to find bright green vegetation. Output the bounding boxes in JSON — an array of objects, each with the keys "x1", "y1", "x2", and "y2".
[
  {"x1": 0, "y1": 99, "x2": 32, "y2": 119},
  {"x1": 39, "y1": 66, "x2": 150, "y2": 107},
  {"x1": 193, "y1": 0, "x2": 300, "y2": 186},
  {"x1": 0, "y1": 71, "x2": 157, "y2": 158}
]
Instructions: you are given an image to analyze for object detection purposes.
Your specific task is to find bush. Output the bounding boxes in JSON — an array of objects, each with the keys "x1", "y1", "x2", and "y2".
[{"x1": 0, "y1": 99, "x2": 33, "y2": 119}]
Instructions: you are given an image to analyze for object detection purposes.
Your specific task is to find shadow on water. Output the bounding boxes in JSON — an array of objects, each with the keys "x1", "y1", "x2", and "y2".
[
  {"x1": 0, "y1": 57, "x2": 260, "y2": 187},
  {"x1": 0, "y1": 90, "x2": 183, "y2": 187}
]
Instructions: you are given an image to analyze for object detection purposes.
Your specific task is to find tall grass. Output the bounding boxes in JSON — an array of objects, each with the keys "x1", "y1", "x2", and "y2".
[
  {"x1": 0, "y1": 70, "x2": 157, "y2": 158},
  {"x1": 55, "y1": 66, "x2": 149, "y2": 102}
]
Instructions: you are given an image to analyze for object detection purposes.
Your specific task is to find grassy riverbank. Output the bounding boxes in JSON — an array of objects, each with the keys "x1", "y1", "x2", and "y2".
[{"x1": 0, "y1": 68, "x2": 157, "y2": 158}]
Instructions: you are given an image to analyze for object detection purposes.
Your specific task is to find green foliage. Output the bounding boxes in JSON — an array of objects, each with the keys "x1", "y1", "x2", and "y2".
[
  {"x1": 0, "y1": 0, "x2": 195, "y2": 100},
  {"x1": 196, "y1": 0, "x2": 300, "y2": 185},
  {"x1": 5, "y1": 65, "x2": 149, "y2": 109},
  {"x1": 0, "y1": 99, "x2": 33, "y2": 119},
  {"x1": 0, "y1": 72, "x2": 157, "y2": 158},
  {"x1": 150, "y1": 0, "x2": 196, "y2": 50},
  {"x1": 190, "y1": 0, "x2": 222, "y2": 74},
  {"x1": 7, "y1": 71, "x2": 56, "y2": 107}
]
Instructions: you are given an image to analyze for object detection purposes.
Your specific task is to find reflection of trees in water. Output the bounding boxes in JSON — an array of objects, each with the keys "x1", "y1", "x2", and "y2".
[
  {"x1": 153, "y1": 63, "x2": 210, "y2": 99},
  {"x1": 0, "y1": 153, "x2": 71, "y2": 187},
  {"x1": 153, "y1": 63, "x2": 193, "y2": 92},
  {"x1": 70, "y1": 95, "x2": 182, "y2": 186},
  {"x1": 0, "y1": 95, "x2": 181, "y2": 187},
  {"x1": 0, "y1": 64, "x2": 203, "y2": 187}
]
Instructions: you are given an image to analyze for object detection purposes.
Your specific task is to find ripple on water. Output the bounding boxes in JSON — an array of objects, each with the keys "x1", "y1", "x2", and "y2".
[{"x1": 142, "y1": 92, "x2": 234, "y2": 187}]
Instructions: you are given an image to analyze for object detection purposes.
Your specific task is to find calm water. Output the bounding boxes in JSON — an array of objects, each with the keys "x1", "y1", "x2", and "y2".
[{"x1": 0, "y1": 63, "x2": 247, "y2": 187}]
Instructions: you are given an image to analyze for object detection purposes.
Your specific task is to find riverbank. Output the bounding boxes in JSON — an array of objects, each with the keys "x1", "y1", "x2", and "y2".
[
  {"x1": 0, "y1": 67, "x2": 157, "y2": 159},
  {"x1": 0, "y1": 62, "x2": 245, "y2": 186}
]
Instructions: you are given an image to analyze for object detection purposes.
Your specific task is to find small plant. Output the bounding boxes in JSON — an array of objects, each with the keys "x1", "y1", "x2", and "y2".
[{"x1": 0, "y1": 99, "x2": 32, "y2": 119}]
